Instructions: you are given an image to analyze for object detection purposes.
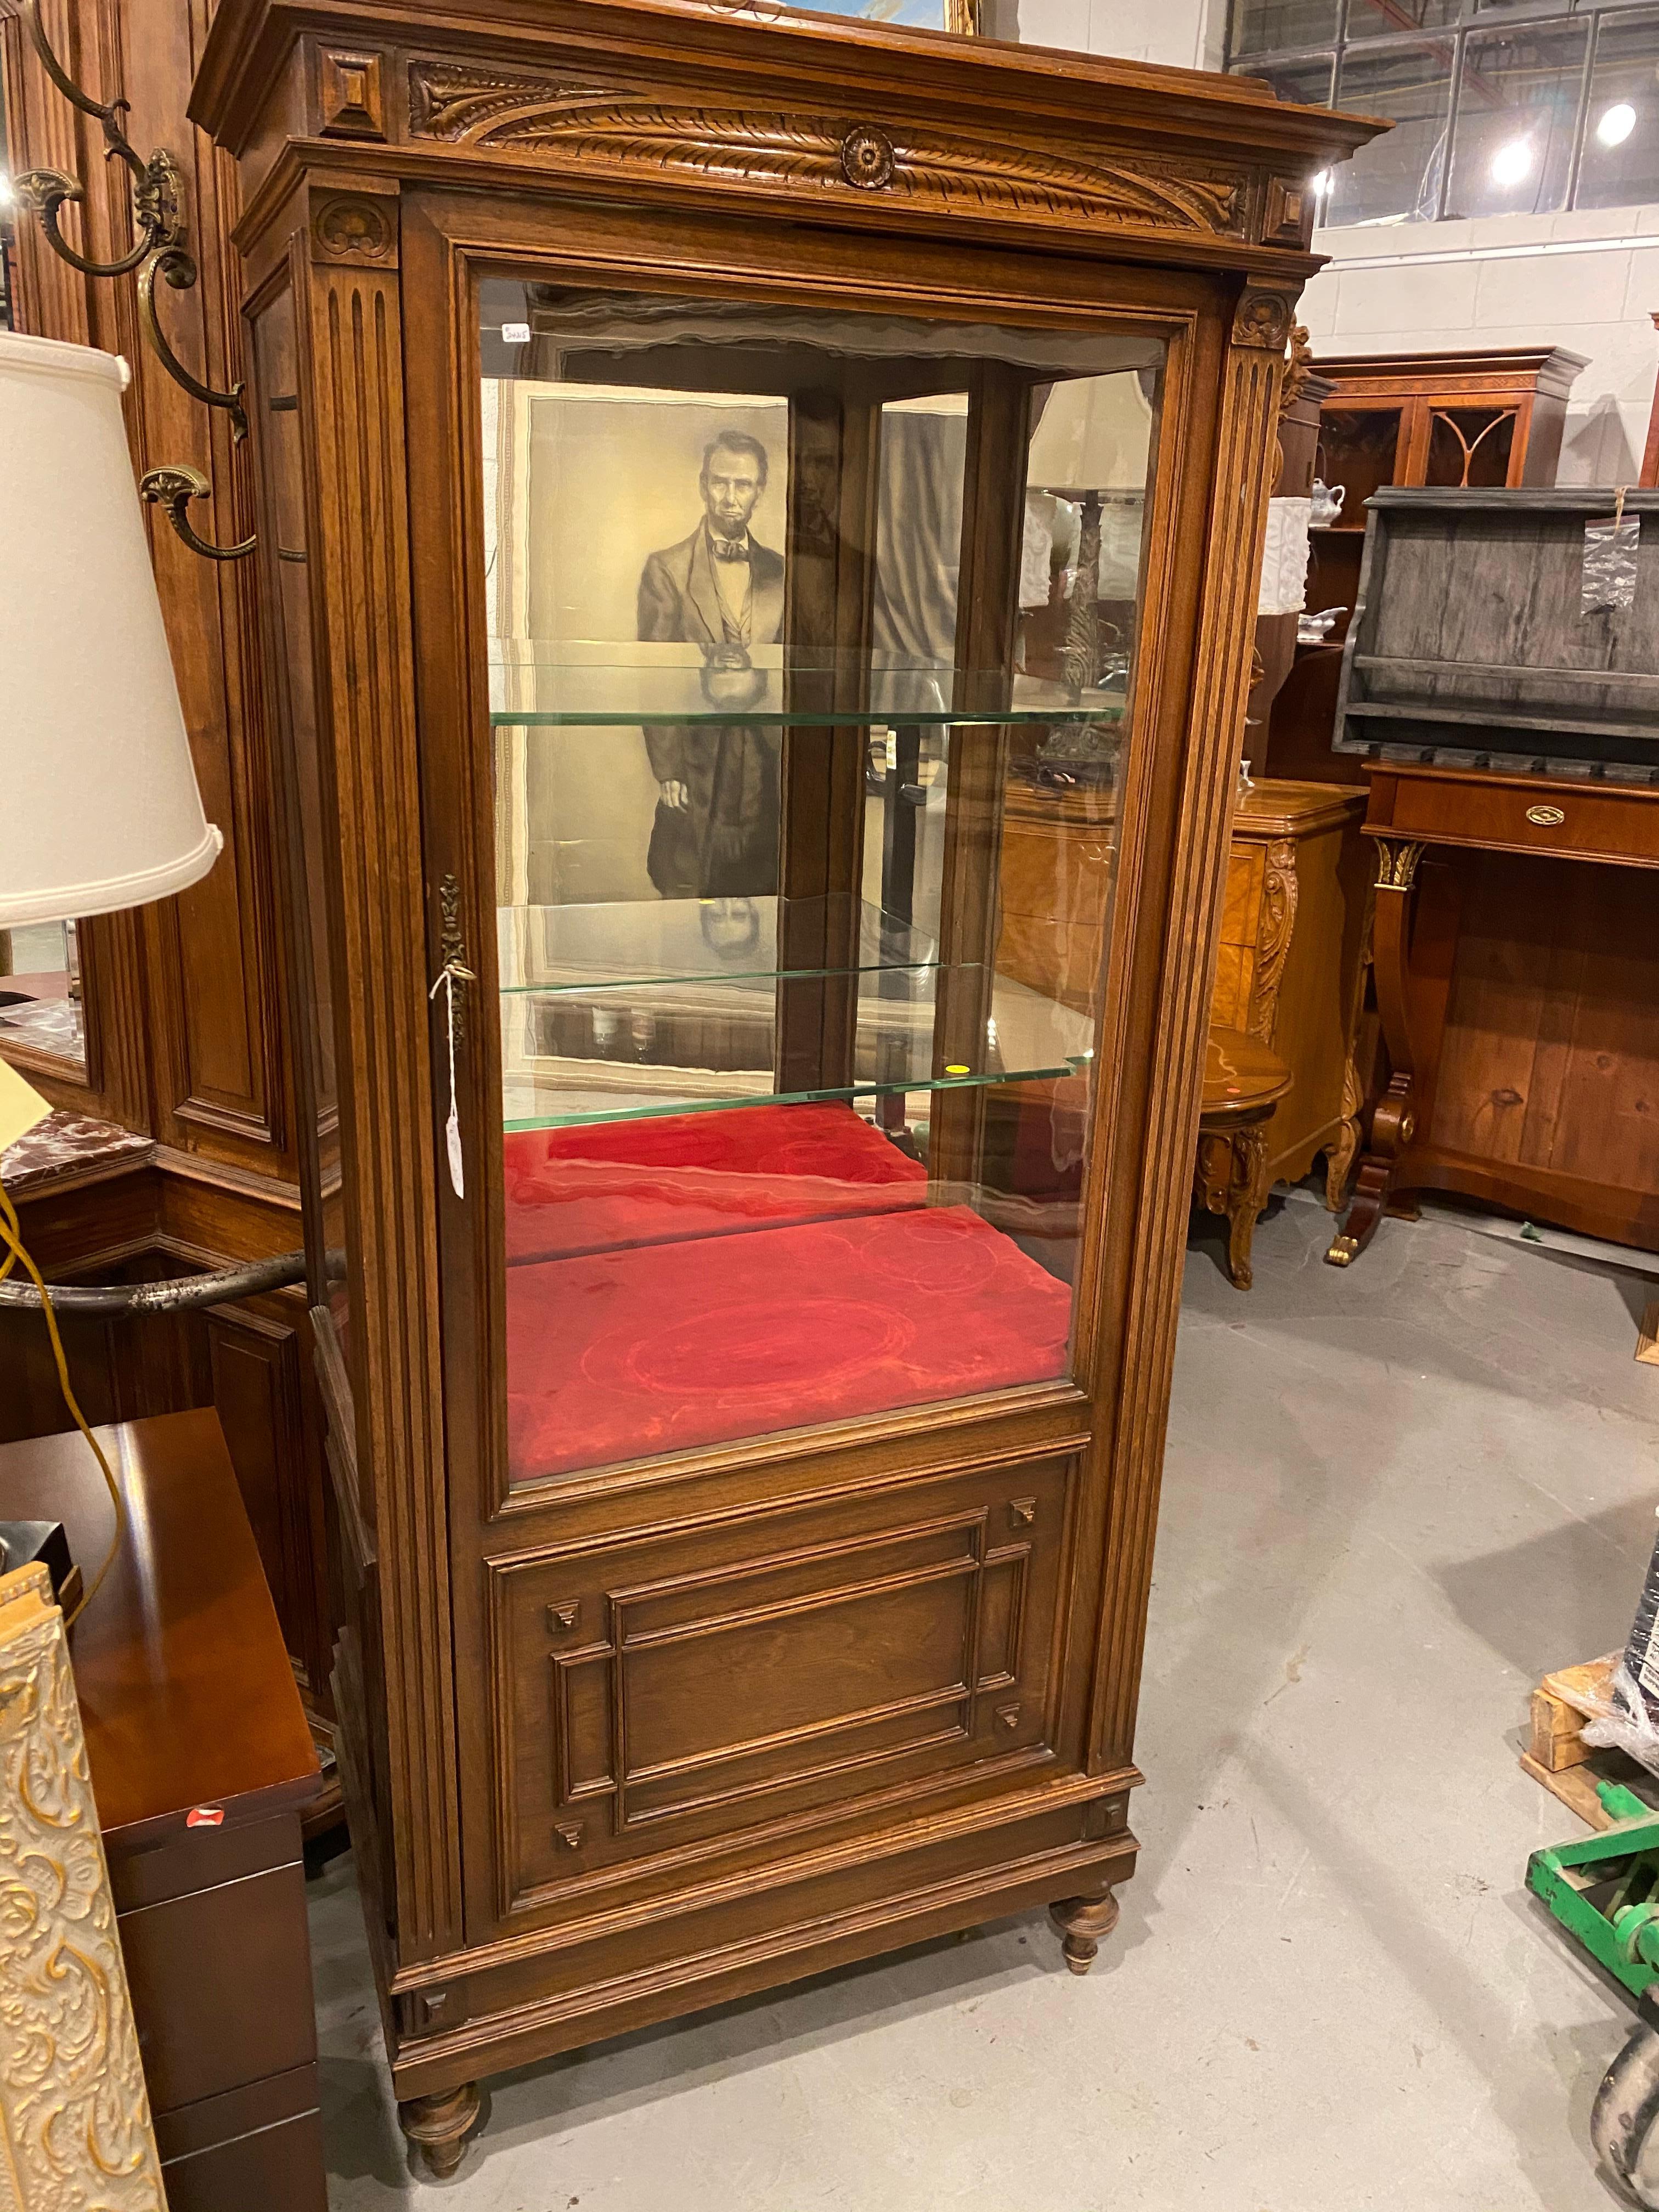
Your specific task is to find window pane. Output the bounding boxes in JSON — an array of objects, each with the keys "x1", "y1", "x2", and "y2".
[
  {"x1": 1230, "y1": 0, "x2": 1339, "y2": 60},
  {"x1": 1232, "y1": 53, "x2": 1335, "y2": 104},
  {"x1": 1331, "y1": 41, "x2": 1455, "y2": 222},
  {"x1": 1348, "y1": 0, "x2": 1462, "y2": 36},
  {"x1": 1446, "y1": 22, "x2": 1587, "y2": 218},
  {"x1": 1575, "y1": 10, "x2": 1659, "y2": 210}
]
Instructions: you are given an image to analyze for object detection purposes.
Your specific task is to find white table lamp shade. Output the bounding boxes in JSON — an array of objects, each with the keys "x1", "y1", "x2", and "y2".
[{"x1": 0, "y1": 330, "x2": 222, "y2": 929}]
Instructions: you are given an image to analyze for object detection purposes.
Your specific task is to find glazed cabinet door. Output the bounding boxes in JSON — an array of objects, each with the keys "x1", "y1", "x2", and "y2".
[{"x1": 398, "y1": 194, "x2": 1252, "y2": 1946}]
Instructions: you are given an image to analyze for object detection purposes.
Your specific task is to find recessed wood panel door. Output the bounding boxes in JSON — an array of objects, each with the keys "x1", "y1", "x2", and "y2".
[{"x1": 490, "y1": 1453, "x2": 1074, "y2": 1916}]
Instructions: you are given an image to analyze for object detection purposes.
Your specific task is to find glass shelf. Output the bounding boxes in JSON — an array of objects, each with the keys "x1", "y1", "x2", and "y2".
[
  {"x1": 500, "y1": 897, "x2": 945, "y2": 994},
  {"x1": 486, "y1": 643, "x2": 1128, "y2": 727},
  {"x1": 503, "y1": 1058, "x2": 1092, "y2": 1134}
]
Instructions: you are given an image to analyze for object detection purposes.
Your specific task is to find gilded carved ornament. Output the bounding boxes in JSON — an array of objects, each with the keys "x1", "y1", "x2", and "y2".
[{"x1": 0, "y1": 1565, "x2": 164, "y2": 2212}]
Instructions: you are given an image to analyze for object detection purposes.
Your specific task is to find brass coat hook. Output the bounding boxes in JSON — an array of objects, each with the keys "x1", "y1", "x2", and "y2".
[
  {"x1": 11, "y1": 0, "x2": 182, "y2": 277},
  {"x1": 138, "y1": 248, "x2": 250, "y2": 443},
  {"x1": 140, "y1": 465, "x2": 256, "y2": 563},
  {"x1": 12, "y1": 0, "x2": 255, "y2": 556}
]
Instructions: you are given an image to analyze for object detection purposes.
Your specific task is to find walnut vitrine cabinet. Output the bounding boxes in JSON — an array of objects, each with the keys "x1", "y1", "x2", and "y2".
[{"x1": 190, "y1": 0, "x2": 1373, "y2": 2175}]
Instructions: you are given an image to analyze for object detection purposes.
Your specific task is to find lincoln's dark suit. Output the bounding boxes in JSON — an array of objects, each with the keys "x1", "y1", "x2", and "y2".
[{"x1": 637, "y1": 522, "x2": 785, "y2": 900}]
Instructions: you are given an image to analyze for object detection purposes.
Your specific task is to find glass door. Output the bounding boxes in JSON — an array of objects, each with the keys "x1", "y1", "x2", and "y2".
[{"x1": 475, "y1": 282, "x2": 1164, "y2": 1491}]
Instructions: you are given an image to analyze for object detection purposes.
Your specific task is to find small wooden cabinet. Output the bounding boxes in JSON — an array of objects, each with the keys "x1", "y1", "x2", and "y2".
[
  {"x1": 0, "y1": 1412, "x2": 326, "y2": 2211},
  {"x1": 189, "y1": 0, "x2": 1376, "y2": 2176},
  {"x1": 1212, "y1": 781, "x2": 1370, "y2": 1203}
]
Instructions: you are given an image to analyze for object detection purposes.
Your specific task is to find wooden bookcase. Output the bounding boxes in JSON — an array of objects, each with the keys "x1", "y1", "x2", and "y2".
[
  {"x1": 1263, "y1": 345, "x2": 1587, "y2": 787},
  {"x1": 189, "y1": 0, "x2": 1375, "y2": 2174}
]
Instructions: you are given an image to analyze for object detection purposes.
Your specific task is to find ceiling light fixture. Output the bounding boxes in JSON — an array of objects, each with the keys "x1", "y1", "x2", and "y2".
[
  {"x1": 1489, "y1": 138, "x2": 1536, "y2": 187},
  {"x1": 1598, "y1": 102, "x2": 1638, "y2": 146}
]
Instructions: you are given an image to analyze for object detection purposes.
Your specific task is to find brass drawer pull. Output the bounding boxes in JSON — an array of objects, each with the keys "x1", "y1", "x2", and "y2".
[{"x1": 1525, "y1": 803, "x2": 1566, "y2": 827}]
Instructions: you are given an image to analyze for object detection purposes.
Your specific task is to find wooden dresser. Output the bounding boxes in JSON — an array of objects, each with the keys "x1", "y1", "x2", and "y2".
[{"x1": 0, "y1": 1410, "x2": 326, "y2": 2210}]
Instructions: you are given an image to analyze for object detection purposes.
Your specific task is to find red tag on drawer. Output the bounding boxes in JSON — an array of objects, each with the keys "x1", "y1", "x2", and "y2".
[{"x1": 186, "y1": 1805, "x2": 225, "y2": 1829}]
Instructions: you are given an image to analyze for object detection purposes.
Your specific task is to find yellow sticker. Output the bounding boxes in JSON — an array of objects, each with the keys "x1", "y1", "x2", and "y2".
[
  {"x1": 0, "y1": 1058, "x2": 51, "y2": 1160},
  {"x1": 945, "y1": 1063, "x2": 970, "y2": 1076}
]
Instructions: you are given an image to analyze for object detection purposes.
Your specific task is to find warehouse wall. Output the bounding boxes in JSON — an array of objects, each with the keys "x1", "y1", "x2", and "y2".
[
  {"x1": 1298, "y1": 212, "x2": 1659, "y2": 486},
  {"x1": 1010, "y1": 0, "x2": 1659, "y2": 485}
]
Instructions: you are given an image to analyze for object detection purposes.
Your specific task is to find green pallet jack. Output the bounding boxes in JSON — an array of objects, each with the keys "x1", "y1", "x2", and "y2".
[{"x1": 1530, "y1": 1780, "x2": 1659, "y2": 2205}]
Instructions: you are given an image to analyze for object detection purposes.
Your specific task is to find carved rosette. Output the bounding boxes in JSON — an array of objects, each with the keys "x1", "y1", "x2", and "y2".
[
  {"x1": 406, "y1": 60, "x2": 1246, "y2": 237},
  {"x1": 311, "y1": 194, "x2": 397, "y2": 264},
  {"x1": 1246, "y1": 837, "x2": 1299, "y2": 1045},
  {"x1": 839, "y1": 125, "x2": 895, "y2": 191},
  {"x1": 1232, "y1": 288, "x2": 1297, "y2": 352},
  {"x1": 0, "y1": 1566, "x2": 164, "y2": 2211}
]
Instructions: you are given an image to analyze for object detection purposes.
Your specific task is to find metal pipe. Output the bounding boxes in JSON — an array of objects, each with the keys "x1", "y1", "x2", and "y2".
[{"x1": 0, "y1": 1249, "x2": 313, "y2": 1317}]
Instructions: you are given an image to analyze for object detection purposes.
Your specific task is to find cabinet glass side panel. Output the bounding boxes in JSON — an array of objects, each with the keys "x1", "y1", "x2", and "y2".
[{"x1": 478, "y1": 282, "x2": 1161, "y2": 1487}]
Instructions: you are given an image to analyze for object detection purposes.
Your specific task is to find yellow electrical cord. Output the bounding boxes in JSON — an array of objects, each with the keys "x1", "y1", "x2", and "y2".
[{"x1": 0, "y1": 1174, "x2": 125, "y2": 1628}]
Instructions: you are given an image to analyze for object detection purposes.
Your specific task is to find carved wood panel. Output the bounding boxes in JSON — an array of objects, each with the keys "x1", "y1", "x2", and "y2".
[
  {"x1": 493, "y1": 1455, "x2": 1074, "y2": 1913},
  {"x1": 405, "y1": 58, "x2": 1248, "y2": 242},
  {"x1": 0, "y1": 1567, "x2": 166, "y2": 2212}
]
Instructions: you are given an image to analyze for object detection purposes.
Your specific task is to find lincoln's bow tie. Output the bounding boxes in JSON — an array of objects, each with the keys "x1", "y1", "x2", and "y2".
[{"x1": 711, "y1": 537, "x2": 750, "y2": 563}]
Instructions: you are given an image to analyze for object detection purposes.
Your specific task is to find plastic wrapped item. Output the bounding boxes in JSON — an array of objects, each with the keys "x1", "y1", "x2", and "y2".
[
  {"x1": 1257, "y1": 494, "x2": 1312, "y2": 616},
  {"x1": 1583, "y1": 497, "x2": 1640, "y2": 616},
  {"x1": 1578, "y1": 1513, "x2": 1659, "y2": 1774}
]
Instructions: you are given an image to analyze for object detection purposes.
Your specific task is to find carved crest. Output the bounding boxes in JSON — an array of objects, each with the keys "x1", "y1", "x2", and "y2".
[{"x1": 408, "y1": 61, "x2": 1245, "y2": 236}]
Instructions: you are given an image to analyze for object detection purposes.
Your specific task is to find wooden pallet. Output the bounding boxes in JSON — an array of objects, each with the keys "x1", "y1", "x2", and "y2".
[{"x1": 1522, "y1": 1655, "x2": 1653, "y2": 1830}]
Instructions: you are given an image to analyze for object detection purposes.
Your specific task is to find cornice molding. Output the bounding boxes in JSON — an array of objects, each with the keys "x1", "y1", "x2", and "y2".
[{"x1": 408, "y1": 60, "x2": 1247, "y2": 236}]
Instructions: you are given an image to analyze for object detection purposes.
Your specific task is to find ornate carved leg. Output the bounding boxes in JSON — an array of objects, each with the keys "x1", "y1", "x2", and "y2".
[
  {"x1": 398, "y1": 2083, "x2": 482, "y2": 2179},
  {"x1": 1324, "y1": 1046, "x2": 1363, "y2": 1212},
  {"x1": 1223, "y1": 1121, "x2": 1270, "y2": 1291},
  {"x1": 1049, "y1": 1885, "x2": 1120, "y2": 1975},
  {"x1": 1328, "y1": 836, "x2": 1423, "y2": 1268}
]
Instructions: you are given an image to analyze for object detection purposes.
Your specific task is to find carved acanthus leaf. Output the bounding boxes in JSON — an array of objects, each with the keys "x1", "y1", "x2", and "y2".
[
  {"x1": 407, "y1": 60, "x2": 1245, "y2": 235},
  {"x1": 1248, "y1": 837, "x2": 1299, "y2": 1045}
]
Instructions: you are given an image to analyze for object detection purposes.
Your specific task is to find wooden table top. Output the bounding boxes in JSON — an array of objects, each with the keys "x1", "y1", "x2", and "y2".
[
  {"x1": 0, "y1": 1409, "x2": 320, "y2": 1851},
  {"x1": 1201, "y1": 1026, "x2": 1293, "y2": 1117}
]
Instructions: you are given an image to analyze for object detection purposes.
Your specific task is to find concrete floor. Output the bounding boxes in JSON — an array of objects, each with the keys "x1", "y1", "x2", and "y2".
[{"x1": 311, "y1": 1194, "x2": 1659, "y2": 2209}]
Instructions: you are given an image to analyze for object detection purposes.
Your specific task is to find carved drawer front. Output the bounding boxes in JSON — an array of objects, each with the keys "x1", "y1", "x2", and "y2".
[{"x1": 494, "y1": 1455, "x2": 1075, "y2": 1906}]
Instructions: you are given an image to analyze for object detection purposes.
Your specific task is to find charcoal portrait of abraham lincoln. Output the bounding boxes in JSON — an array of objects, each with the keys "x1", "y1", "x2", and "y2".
[{"x1": 636, "y1": 430, "x2": 785, "y2": 901}]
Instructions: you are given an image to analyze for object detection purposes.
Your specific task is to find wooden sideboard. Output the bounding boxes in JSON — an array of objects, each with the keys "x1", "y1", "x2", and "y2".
[
  {"x1": 1331, "y1": 764, "x2": 1659, "y2": 1263},
  {"x1": 0, "y1": 1410, "x2": 328, "y2": 2211}
]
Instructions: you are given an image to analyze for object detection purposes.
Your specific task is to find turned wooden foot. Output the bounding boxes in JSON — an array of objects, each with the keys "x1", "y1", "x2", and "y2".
[
  {"x1": 398, "y1": 2083, "x2": 481, "y2": 2179},
  {"x1": 1048, "y1": 1886, "x2": 1120, "y2": 1975}
]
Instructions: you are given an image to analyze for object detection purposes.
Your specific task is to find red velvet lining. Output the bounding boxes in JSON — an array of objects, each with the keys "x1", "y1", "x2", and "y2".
[
  {"x1": 503, "y1": 1101, "x2": 926, "y2": 1266},
  {"x1": 506, "y1": 1203, "x2": 1071, "y2": 1483}
]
